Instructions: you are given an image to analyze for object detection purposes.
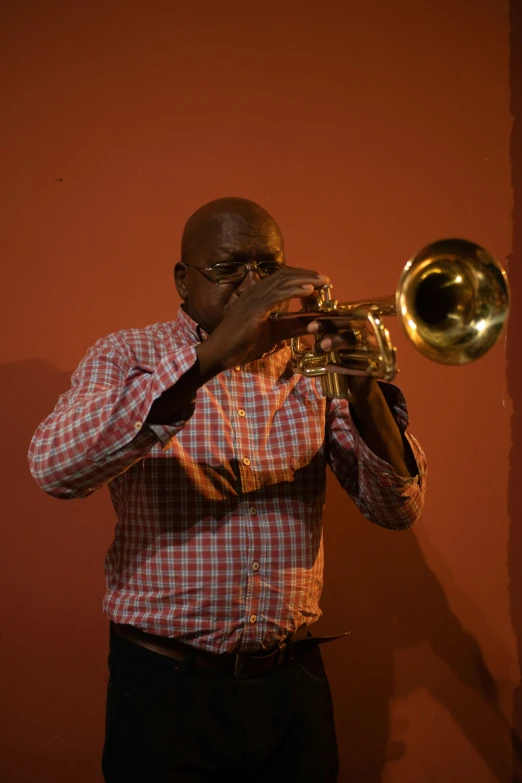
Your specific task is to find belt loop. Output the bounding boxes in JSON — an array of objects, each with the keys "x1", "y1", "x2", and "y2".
[
  {"x1": 182, "y1": 650, "x2": 197, "y2": 672},
  {"x1": 287, "y1": 623, "x2": 307, "y2": 660},
  {"x1": 234, "y1": 652, "x2": 246, "y2": 679},
  {"x1": 278, "y1": 642, "x2": 288, "y2": 665}
]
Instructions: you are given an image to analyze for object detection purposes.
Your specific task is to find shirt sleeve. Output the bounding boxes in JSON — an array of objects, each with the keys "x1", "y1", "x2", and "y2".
[
  {"x1": 326, "y1": 382, "x2": 427, "y2": 530},
  {"x1": 28, "y1": 333, "x2": 198, "y2": 499}
]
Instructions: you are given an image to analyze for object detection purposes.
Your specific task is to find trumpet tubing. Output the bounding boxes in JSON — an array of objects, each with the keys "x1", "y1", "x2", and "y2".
[{"x1": 289, "y1": 238, "x2": 510, "y2": 399}]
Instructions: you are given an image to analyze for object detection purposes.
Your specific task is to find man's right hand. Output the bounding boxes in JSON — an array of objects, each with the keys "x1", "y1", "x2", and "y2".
[{"x1": 197, "y1": 266, "x2": 330, "y2": 375}]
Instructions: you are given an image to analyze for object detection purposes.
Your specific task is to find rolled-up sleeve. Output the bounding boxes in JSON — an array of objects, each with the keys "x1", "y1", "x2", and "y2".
[
  {"x1": 28, "y1": 333, "x2": 198, "y2": 500},
  {"x1": 326, "y1": 382, "x2": 427, "y2": 529}
]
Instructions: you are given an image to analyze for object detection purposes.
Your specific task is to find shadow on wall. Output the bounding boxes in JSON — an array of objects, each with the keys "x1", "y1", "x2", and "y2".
[
  {"x1": 0, "y1": 359, "x2": 113, "y2": 783},
  {"x1": 508, "y1": 1, "x2": 522, "y2": 781},
  {"x1": 319, "y1": 474, "x2": 514, "y2": 782}
]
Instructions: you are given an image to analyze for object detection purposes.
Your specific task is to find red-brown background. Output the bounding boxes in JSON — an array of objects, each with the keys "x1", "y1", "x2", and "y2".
[{"x1": 1, "y1": 1, "x2": 520, "y2": 781}]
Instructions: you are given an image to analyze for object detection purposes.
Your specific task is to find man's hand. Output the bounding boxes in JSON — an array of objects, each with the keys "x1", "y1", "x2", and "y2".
[
  {"x1": 198, "y1": 267, "x2": 330, "y2": 374},
  {"x1": 306, "y1": 320, "x2": 379, "y2": 404},
  {"x1": 306, "y1": 320, "x2": 416, "y2": 477}
]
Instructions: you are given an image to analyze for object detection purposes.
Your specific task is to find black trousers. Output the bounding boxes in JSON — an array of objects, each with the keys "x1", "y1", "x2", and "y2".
[{"x1": 102, "y1": 624, "x2": 339, "y2": 782}]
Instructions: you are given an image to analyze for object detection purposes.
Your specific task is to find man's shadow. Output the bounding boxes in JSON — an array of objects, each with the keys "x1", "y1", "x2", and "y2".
[{"x1": 317, "y1": 475, "x2": 515, "y2": 782}]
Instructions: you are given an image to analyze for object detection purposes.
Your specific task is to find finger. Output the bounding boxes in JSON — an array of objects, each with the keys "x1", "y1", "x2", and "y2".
[
  {"x1": 305, "y1": 315, "x2": 367, "y2": 329},
  {"x1": 270, "y1": 318, "x2": 318, "y2": 343},
  {"x1": 246, "y1": 273, "x2": 330, "y2": 315},
  {"x1": 318, "y1": 332, "x2": 358, "y2": 352},
  {"x1": 306, "y1": 318, "x2": 342, "y2": 335},
  {"x1": 250, "y1": 282, "x2": 321, "y2": 313},
  {"x1": 279, "y1": 265, "x2": 329, "y2": 280},
  {"x1": 324, "y1": 363, "x2": 374, "y2": 377},
  {"x1": 299, "y1": 291, "x2": 322, "y2": 311},
  {"x1": 276, "y1": 266, "x2": 328, "y2": 280},
  {"x1": 274, "y1": 281, "x2": 328, "y2": 303}
]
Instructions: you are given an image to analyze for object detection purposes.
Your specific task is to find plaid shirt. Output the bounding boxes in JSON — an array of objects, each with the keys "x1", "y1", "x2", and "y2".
[{"x1": 29, "y1": 307, "x2": 426, "y2": 653}]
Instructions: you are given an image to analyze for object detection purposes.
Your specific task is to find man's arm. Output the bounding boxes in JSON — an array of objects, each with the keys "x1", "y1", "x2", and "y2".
[
  {"x1": 145, "y1": 340, "x2": 224, "y2": 424},
  {"x1": 326, "y1": 382, "x2": 427, "y2": 530},
  {"x1": 347, "y1": 379, "x2": 418, "y2": 478},
  {"x1": 28, "y1": 335, "x2": 201, "y2": 499},
  {"x1": 30, "y1": 267, "x2": 331, "y2": 499}
]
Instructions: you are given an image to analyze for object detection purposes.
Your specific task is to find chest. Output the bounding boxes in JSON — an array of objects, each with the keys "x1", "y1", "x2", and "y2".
[{"x1": 172, "y1": 363, "x2": 327, "y2": 475}]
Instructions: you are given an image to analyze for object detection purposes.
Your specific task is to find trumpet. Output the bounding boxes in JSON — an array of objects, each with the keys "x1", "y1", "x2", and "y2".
[{"x1": 271, "y1": 238, "x2": 509, "y2": 400}]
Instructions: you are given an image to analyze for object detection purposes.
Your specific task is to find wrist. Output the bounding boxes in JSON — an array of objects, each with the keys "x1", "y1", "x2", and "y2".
[
  {"x1": 196, "y1": 339, "x2": 224, "y2": 379},
  {"x1": 348, "y1": 378, "x2": 381, "y2": 408}
]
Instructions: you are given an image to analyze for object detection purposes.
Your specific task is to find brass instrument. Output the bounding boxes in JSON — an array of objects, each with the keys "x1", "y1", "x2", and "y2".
[{"x1": 273, "y1": 238, "x2": 509, "y2": 400}]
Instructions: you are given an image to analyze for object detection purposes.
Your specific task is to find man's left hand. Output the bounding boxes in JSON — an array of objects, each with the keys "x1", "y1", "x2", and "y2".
[{"x1": 307, "y1": 321, "x2": 379, "y2": 405}]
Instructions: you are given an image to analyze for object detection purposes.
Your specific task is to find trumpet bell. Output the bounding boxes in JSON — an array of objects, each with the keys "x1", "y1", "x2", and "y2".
[{"x1": 398, "y1": 238, "x2": 510, "y2": 365}]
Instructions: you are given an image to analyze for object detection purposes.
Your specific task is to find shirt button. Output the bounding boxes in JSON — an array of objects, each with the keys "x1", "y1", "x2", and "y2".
[
  {"x1": 249, "y1": 614, "x2": 257, "y2": 624},
  {"x1": 249, "y1": 506, "x2": 257, "y2": 516},
  {"x1": 234, "y1": 366, "x2": 241, "y2": 372},
  {"x1": 238, "y1": 409, "x2": 246, "y2": 417},
  {"x1": 252, "y1": 561, "x2": 260, "y2": 572},
  {"x1": 243, "y1": 457, "x2": 251, "y2": 466},
  {"x1": 134, "y1": 421, "x2": 143, "y2": 430}
]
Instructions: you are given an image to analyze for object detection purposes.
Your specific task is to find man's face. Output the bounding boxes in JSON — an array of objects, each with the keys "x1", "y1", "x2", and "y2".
[{"x1": 175, "y1": 213, "x2": 285, "y2": 334}]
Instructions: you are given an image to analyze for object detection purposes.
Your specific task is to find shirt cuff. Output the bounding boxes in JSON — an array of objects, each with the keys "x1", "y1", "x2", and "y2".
[{"x1": 146, "y1": 400, "x2": 197, "y2": 449}]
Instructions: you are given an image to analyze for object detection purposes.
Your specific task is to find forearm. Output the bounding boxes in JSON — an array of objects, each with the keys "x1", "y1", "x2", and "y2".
[
  {"x1": 349, "y1": 384, "x2": 417, "y2": 478},
  {"x1": 29, "y1": 417, "x2": 160, "y2": 499},
  {"x1": 29, "y1": 341, "x2": 200, "y2": 498},
  {"x1": 146, "y1": 341, "x2": 222, "y2": 424},
  {"x1": 327, "y1": 382, "x2": 426, "y2": 529}
]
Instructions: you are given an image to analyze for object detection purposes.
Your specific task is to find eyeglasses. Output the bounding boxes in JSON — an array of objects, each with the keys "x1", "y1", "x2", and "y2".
[{"x1": 184, "y1": 260, "x2": 285, "y2": 285}]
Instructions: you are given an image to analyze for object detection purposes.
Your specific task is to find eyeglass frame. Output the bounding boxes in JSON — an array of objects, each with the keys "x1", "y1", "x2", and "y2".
[{"x1": 183, "y1": 259, "x2": 286, "y2": 285}]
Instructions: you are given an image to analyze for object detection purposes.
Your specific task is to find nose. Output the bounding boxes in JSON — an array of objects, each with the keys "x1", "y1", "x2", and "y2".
[{"x1": 236, "y1": 266, "x2": 262, "y2": 293}]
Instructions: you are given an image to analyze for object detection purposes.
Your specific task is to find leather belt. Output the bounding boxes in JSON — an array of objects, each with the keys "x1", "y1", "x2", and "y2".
[{"x1": 112, "y1": 622, "x2": 349, "y2": 679}]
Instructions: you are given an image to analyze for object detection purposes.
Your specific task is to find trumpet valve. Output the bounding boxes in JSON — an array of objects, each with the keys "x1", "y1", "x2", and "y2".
[
  {"x1": 318, "y1": 284, "x2": 333, "y2": 302},
  {"x1": 315, "y1": 284, "x2": 339, "y2": 312}
]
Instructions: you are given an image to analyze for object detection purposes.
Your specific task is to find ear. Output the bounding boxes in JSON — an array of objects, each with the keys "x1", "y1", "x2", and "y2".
[{"x1": 174, "y1": 261, "x2": 188, "y2": 300}]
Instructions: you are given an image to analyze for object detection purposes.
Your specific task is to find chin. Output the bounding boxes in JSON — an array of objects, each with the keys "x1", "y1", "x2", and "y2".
[{"x1": 183, "y1": 303, "x2": 218, "y2": 335}]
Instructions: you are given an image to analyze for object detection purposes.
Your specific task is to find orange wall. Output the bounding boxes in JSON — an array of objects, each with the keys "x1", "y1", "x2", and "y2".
[{"x1": 1, "y1": 1, "x2": 518, "y2": 781}]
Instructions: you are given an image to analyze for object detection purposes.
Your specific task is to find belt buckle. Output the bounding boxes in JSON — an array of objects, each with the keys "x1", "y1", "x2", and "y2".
[{"x1": 233, "y1": 643, "x2": 287, "y2": 679}]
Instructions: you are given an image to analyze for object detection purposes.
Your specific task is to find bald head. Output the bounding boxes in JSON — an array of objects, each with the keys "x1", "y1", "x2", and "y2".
[
  {"x1": 181, "y1": 197, "x2": 283, "y2": 264},
  {"x1": 175, "y1": 196, "x2": 286, "y2": 334}
]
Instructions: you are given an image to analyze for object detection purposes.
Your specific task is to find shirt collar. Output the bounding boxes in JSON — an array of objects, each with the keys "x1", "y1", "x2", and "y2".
[{"x1": 172, "y1": 306, "x2": 209, "y2": 344}]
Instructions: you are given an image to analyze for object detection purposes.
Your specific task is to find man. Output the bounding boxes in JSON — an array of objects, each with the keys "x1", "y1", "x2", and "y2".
[{"x1": 29, "y1": 197, "x2": 426, "y2": 782}]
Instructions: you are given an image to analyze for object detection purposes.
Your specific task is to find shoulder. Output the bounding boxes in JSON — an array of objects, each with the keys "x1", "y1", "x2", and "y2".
[{"x1": 82, "y1": 319, "x2": 185, "y2": 365}]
